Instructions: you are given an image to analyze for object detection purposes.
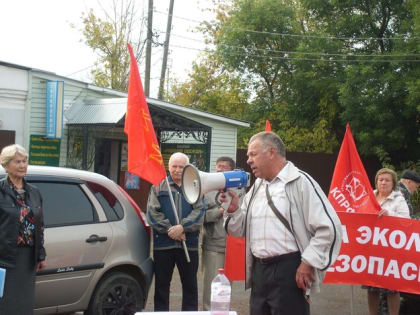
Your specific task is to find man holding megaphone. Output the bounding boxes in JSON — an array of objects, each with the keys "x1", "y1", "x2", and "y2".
[
  {"x1": 200, "y1": 156, "x2": 246, "y2": 311},
  {"x1": 222, "y1": 131, "x2": 343, "y2": 315}
]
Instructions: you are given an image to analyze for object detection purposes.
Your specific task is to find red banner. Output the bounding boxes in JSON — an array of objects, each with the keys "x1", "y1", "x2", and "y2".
[
  {"x1": 328, "y1": 124, "x2": 380, "y2": 214},
  {"x1": 224, "y1": 235, "x2": 246, "y2": 281},
  {"x1": 125, "y1": 43, "x2": 166, "y2": 186},
  {"x1": 325, "y1": 212, "x2": 420, "y2": 295}
]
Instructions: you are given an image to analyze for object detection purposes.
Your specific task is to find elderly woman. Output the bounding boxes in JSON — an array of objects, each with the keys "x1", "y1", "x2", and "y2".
[
  {"x1": 0, "y1": 144, "x2": 46, "y2": 314},
  {"x1": 365, "y1": 168, "x2": 410, "y2": 315}
]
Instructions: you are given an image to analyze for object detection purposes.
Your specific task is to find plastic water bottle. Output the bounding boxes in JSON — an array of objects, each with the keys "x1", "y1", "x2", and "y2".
[{"x1": 210, "y1": 268, "x2": 231, "y2": 315}]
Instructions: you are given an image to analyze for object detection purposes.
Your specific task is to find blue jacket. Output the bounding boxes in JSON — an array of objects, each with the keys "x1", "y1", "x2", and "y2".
[{"x1": 146, "y1": 176, "x2": 205, "y2": 250}]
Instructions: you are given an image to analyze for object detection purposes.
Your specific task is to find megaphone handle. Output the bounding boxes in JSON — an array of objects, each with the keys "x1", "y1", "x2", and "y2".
[
  {"x1": 164, "y1": 177, "x2": 191, "y2": 263},
  {"x1": 215, "y1": 190, "x2": 232, "y2": 210}
]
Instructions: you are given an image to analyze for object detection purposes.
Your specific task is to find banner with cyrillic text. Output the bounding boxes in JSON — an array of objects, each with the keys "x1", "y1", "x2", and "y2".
[{"x1": 324, "y1": 212, "x2": 420, "y2": 295}]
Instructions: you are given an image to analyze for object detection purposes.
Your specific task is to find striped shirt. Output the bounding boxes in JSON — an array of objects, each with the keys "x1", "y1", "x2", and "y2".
[{"x1": 250, "y1": 162, "x2": 298, "y2": 258}]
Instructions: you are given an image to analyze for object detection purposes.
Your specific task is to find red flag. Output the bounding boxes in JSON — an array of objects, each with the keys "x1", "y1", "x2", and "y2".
[
  {"x1": 124, "y1": 43, "x2": 166, "y2": 186},
  {"x1": 265, "y1": 120, "x2": 272, "y2": 131},
  {"x1": 224, "y1": 235, "x2": 246, "y2": 281},
  {"x1": 328, "y1": 124, "x2": 380, "y2": 214}
]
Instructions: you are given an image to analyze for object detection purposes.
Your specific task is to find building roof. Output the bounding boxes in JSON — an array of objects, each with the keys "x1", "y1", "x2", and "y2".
[
  {"x1": 0, "y1": 60, "x2": 127, "y2": 98},
  {"x1": 66, "y1": 98, "x2": 126, "y2": 125},
  {"x1": 66, "y1": 97, "x2": 250, "y2": 128},
  {"x1": 150, "y1": 98, "x2": 250, "y2": 128},
  {"x1": 66, "y1": 97, "x2": 211, "y2": 132},
  {"x1": 1, "y1": 60, "x2": 250, "y2": 128},
  {"x1": 65, "y1": 98, "x2": 209, "y2": 131}
]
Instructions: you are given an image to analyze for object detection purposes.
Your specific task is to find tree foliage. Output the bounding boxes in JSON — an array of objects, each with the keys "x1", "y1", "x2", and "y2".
[
  {"x1": 167, "y1": 55, "x2": 250, "y2": 119},
  {"x1": 170, "y1": 0, "x2": 419, "y2": 166},
  {"x1": 301, "y1": 0, "x2": 420, "y2": 164},
  {"x1": 79, "y1": 0, "x2": 146, "y2": 92}
]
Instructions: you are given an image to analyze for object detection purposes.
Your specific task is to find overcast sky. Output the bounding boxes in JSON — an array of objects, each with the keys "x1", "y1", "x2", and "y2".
[{"x1": 0, "y1": 0, "x2": 212, "y2": 97}]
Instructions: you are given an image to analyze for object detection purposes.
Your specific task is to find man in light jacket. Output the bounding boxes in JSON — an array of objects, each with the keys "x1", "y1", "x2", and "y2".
[
  {"x1": 201, "y1": 156, "x2": 245, "y2": 310},
  {"x1": 224, "y1": 131, "x2": 342, "y2": 315}
]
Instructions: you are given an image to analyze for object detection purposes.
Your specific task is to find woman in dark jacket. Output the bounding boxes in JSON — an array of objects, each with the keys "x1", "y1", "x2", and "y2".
[{"x1": 0, "y1": 144, "x2": 46, "y2": 314}]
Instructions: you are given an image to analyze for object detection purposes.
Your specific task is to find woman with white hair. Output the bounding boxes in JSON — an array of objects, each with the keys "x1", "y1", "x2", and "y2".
[{"x1": 0, "y1": 144, "x2": 46, "y2": 314}]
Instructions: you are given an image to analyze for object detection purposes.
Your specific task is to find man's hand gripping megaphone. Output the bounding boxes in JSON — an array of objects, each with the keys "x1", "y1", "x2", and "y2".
[{"x1": 215, "y1": 188, "x2": 241, "y2": 213}]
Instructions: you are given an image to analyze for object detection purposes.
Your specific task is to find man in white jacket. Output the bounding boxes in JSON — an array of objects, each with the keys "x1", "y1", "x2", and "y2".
[{"x1": 224, "y1": 131, "x2": 342, "y2": 315}]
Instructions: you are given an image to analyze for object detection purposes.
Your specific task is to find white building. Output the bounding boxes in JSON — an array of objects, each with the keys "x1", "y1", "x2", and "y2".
[{"x1": 0, "y1": 61, "x2": 249, "y2": 208}]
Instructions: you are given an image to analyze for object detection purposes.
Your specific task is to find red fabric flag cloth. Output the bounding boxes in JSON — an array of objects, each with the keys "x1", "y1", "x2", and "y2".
[
  {"x1": 224, "y1": 235, "x2": 246, "y2": 281},
  {"x1": 328, "y1": 124, "x2": 380, "y2": 214},
  {"x1": 124, "y1": 43, "x2": 166, "y2": 186},
  {"x1": 265, "y1": 120, "x2": 272, "y2": 131}
]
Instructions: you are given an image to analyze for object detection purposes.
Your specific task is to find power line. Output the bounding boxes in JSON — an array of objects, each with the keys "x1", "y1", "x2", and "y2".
[
  {"x1": 222, "y1": 26, "x2": 420, "y2": 41},
  {"x1": 170, "y1": 33, "x2": 420, "y2": 58},
  {"x1": 66, "y1": 64, "x2": 96, "y2": 77},
  {"x1": 153, "y1": 9, "x2": 205, "y2": 25},
  {"x1": 154, "y1": 9, "x2": 420, "y2": 41},
  {"x1": 169, "y1": 43, "x2": 420, "y2": 63}
]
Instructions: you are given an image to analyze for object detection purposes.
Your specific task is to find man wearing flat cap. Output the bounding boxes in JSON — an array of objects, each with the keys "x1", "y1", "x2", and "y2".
[{"x1": 398, "y1": 170, "x2": 420, "y2": 217}]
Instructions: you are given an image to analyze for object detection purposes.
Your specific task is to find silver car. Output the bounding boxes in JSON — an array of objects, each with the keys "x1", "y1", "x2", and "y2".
[{"x1": 1, "y1": 165, "x2": 153, "y2": 314}]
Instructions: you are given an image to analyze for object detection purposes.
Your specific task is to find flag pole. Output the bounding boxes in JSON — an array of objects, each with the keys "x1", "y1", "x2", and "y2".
[{"x1": 164, "y1": 176, "x2": 191, "y2": 263}]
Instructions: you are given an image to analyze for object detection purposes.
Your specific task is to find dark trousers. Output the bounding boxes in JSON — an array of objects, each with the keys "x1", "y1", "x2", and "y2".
[
  {"x1": 153, "y1": 248, "x2": 199, "y2": 311},
  {"x1": 0, "y1": 247, "x2": 36, "y2": 315},
  {"x1": 250, "y1": 252, "x2": 310, "y2": 315}
]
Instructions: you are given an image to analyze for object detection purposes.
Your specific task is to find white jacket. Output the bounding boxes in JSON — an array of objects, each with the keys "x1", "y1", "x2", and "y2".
[
  {"x1": 374, "y1": 189, "x2": 410, "y2": 218},
  {"x1": 225, "y1": 162, "x2": 342, "y2": 292}
]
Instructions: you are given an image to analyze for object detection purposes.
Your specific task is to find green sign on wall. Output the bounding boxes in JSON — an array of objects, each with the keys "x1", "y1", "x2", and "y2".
[
  {"x1": 161, "y1": 143, "x2": 208, "y2": 171},
  {"x1": 29, "y1": 135, "x2": 61, "y2": 166}
]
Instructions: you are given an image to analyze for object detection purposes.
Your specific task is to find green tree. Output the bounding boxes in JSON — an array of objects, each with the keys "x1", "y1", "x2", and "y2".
[
  {"x1": 78, "y1": 0, "x2": 146, "y2": 91},
  {"x1": 215, "y1": 0, "x2": 301, "y2": 106},
  {"x1": 167, "y1": 55, "x2": 250, "y2": 120},
  {"x1": 207, "y1": 0, "x2": 341, "y2": 151},
  {"x1": 170, "y1": 0, "x2": 419, "y2": 164},
  {"x1": 302, "y1": 0, "x2": 420, "y2": 164}
]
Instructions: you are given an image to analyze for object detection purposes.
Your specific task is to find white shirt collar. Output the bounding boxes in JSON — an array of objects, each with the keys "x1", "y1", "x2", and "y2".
[{"x1": 264, "y1": 161, "x2": 290, "y2": 185}]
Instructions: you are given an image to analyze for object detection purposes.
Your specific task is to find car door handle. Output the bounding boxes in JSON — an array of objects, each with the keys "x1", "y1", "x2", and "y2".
[{"x1": 86, "y1": 234, "x2": 108, "y2": 243}]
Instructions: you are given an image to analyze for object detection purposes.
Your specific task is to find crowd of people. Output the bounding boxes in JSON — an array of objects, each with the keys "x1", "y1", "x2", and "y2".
[
  {"x1": 145, "y1": 131, "x2": 419, "y2": 314},
  {"x1": 1, "y1": 132, "x2": 419, "y2": 314},
  {"x1": 363, "y1": 168, "x2": 419, "y2": 315}
]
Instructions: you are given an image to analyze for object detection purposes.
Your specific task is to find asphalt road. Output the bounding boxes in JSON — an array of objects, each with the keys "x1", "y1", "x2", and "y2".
[
  {"x1": 143, "y1": 232, "x2": 370, "y2": 314},
  {"x1": 68, "y1": 266, "x2": 369, "y2": 314},
  {"x1": 143, "y1": 265, "x2": 250, "y2": 313},
  {"x1": 143, "y1": 266, "x2": 369, "y2": 314}
]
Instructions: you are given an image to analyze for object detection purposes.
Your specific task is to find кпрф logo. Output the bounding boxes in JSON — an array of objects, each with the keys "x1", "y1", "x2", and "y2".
[{"x1": 342, "y1": 171, "x2": 369, "y2": 209}]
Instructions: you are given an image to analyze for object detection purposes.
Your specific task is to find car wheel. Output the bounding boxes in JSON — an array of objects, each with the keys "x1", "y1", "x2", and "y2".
[{"x1": 87, "y1": 272, "x2": 144, "y2": 315}]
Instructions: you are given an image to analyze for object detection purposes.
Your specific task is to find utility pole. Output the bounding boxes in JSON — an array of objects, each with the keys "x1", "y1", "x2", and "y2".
[
  {"x1": 166, "y1": 64, "x2": 170, "y2": 96},
  {"x1": 158, "y1": 0, "x2": 175, "y2": 100},
  {"x1": 145, "y1": 0, "x2": 153, "y2": 97}
]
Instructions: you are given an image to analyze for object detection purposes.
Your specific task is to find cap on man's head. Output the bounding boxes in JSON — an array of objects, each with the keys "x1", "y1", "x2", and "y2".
[{"x1": 401, "y1": 170, "x2": 420, "y2": 184}]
